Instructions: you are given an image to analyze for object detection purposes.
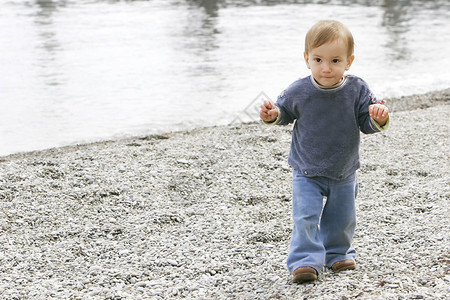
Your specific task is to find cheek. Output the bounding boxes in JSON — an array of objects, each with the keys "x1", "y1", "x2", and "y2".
[
  {"x1": 310, "y1": 67, "x2": 320, "y2": 75},
  {"x1": 337, "y1": 65, "x2": 347, "y2": 73}
]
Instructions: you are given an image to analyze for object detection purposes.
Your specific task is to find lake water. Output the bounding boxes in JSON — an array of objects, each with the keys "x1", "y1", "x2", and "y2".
[{"x1": 1, "y1": 0, "x2": 449, "y2": 156}]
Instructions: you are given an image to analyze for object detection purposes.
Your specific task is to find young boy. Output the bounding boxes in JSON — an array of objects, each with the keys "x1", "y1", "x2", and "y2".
[{"x1": 260, "y1": 20, "x2": 389, "y2": 283}]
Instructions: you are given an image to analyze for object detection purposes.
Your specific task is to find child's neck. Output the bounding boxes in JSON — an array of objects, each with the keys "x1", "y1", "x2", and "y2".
[{"x1": 314, "y1": 76, "x2": 344, "y2": 89}]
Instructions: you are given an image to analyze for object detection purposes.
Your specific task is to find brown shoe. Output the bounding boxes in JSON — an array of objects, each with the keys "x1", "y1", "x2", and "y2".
[
  {"x1": 331, "y1": 260, "x2": 356, "y2": 273},
  {"x1": 293, "y1": 267, "x2": 318, "y2": 283}
]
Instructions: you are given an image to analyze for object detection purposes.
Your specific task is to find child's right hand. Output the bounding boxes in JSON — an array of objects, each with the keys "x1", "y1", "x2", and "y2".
[{"x1": 260, "y1": 100, "x2": 279, "y2": 122}]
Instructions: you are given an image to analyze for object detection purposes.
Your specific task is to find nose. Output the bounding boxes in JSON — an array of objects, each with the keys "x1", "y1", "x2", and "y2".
[{"x1": 322, "y1": 62, "x2": 331, "y2": 72}]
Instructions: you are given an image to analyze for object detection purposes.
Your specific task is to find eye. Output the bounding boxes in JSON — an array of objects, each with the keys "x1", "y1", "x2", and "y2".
[
  {"x1": 332, "y1": 59, "x2": 340, "y2": 63},
  {"x1": 314, "y1": 58, "x2": 322, "y2": 62}
]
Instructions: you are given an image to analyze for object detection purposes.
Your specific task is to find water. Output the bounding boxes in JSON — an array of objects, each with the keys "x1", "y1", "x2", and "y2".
[{"x1": 1, "y1": 0, "x2": 449, "y2": 156}]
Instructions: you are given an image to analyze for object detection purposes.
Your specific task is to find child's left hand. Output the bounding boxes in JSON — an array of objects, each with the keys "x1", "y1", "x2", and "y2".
[{"x1": 369, "y1": 104, "x2": 389, "y2": 127}]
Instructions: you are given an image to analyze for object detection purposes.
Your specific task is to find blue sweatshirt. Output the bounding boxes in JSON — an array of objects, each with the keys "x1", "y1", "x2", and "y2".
[{"x1": 273, "y1": 75, "x2": 387, "y2": 180}]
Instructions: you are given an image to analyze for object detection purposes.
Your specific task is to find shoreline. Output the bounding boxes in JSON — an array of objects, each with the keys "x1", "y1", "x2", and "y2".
[
  {"x1": 384, "y1": 88, "x2": 449, "y2": 112},
  {"x1": 0, "y1": 89, "x2": 449, "y2": 299},
  {"x1": 1, "y1": 88, "x2": 449, "y2": 161}
]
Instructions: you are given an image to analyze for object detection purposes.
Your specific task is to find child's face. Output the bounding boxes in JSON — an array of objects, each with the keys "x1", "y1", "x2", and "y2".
[{"x1": 304, "y1": 39, "x2": 355, "y2": 87}]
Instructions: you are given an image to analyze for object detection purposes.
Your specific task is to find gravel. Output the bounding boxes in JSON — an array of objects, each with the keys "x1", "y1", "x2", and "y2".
[{"x1": 0, "y1": 89, "x2": 449, "y2": 299}]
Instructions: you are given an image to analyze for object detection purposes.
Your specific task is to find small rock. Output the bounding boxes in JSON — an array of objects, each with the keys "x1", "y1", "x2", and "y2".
[
  {"x1": 146, "y1": 280, "x2": 163, "y2": 287},
  {"x1": 177, "y1": 159, "x2": 190, "y2": 165},
  {"x1": 129, "y1": 277, "x2": 137, "y2": 284},
  {"x1": 118, "y1": 249, "x2": 130, "y2": 256},
  {"x1": 134, "y1": 281, "x2": 149, "y2": 288},
  {"x1": 89, "y1": 266, "x2": 102, "y2": 275},
  {"x1": 166, "y1": 259, "x2": 179, "y2": 266},
  {"x1": 88, "y1": 289, "x2": 101, "y2": 297},
  {"x1": 150, "y1": 289, "x2": 164, "y2": 296}
]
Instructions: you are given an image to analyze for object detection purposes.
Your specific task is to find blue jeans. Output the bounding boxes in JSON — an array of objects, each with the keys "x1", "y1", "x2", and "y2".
[{"x1": 287, "y1": 170, "x2": 358, "y2": 274}]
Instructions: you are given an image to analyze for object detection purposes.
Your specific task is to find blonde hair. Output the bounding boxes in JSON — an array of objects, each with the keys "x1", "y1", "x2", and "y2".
[{"x1": 304, "y1": 20, "x2": 354, "y2": 57}]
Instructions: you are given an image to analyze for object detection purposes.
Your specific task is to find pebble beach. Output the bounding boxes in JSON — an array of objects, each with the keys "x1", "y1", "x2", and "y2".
[{"x1": 0, "y1": 89, "x2": 449, "y2": 299}]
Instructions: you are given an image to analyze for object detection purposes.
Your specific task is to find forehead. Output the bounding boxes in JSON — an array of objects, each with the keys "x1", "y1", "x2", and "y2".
[{"x1": 310, "y1": 39, "x2": 348, "y2": 57}]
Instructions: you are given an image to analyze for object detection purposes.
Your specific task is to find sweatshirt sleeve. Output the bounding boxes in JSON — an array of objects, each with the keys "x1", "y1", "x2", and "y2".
[
  {"x1": 358, "y1": 86, "x2": 388, "y2": 134},
  {"x1": 273, "y1": 89, "x2": 297, "y2": 125},
  {"x1": 370, "y1": 116, "x2": 389, "y2": 131}
]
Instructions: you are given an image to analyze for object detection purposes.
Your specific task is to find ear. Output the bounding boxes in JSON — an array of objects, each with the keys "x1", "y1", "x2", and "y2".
[
  {"x1": 346, "y1": 55, "x2": 355, "y2": 71},
  {"x1": 304, "y1": 52, "x2": 311, "y2": 69}
]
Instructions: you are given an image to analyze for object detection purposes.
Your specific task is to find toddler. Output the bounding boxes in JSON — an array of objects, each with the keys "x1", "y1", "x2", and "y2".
[{"x1": 260, "y1": 20, "x2": 389, "y2": 283}]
